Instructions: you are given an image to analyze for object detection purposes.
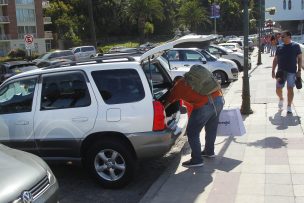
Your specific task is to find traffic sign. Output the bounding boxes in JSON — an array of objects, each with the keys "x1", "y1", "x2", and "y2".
[{"x1": 24, "y1": 34, "x2": 34, "y2": 50}]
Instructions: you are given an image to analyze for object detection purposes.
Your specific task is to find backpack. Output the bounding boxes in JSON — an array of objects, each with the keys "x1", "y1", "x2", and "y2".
[{"x1": 184, "y1": 64, "x2": 221, "y2": 95}]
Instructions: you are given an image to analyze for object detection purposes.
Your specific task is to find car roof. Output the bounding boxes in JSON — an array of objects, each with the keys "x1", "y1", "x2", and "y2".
[
  {"x1": 5, "y1": 60, "x2": 141, "y2": 82},
  {"x1": 219, "y1": 43, "x2": 239, "y2": 46}
]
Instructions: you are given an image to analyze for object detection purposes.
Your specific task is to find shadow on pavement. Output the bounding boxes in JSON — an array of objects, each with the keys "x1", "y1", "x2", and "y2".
[
  {"x1": 268, "y1": 110, "x2": 301, "y2": 130},
  {"x1": 233, "y1": 136, "x2": 288, "y2": 149}
]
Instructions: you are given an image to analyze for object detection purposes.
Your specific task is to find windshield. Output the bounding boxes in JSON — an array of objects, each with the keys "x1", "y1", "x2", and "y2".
[
  {"x1": 200, "y1": 50, "x2": 217, "y2": 61},
  {"x1": 37, "y1": 52, "x2": 52, "y2": 60}
]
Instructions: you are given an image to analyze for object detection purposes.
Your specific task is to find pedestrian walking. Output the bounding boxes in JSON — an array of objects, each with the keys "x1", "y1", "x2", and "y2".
[
  {"x1": 272, "y1": 30, "x2": 302, "y2": 113},
  {"x1": 270, "y1": 35, "x2": 277, "y2": 57},
  {"x1": 164, "y1": 65, "x2": 224, "y2": 168}
]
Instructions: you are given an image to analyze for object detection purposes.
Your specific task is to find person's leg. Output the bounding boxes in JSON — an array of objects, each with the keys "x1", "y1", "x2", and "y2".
[
  {"x1": 286, "y1": 73, "x2": 296, "y2": 111},
  {"x1": 276, "y1": 87, "x2": 283, "y2": 100},
  {"x1": 203, "y1": 96, "x2": 224, "y2": 155},
  {"x1": 276, "y1": 77, "x2": 285, "y2": 109},
  {"x1": 186, "y1": 105, "x2": 213, "y2": 164}
]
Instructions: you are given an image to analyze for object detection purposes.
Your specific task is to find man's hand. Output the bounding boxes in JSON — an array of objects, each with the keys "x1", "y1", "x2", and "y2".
[
  {"x1": 297, "y1": 71, "x2": 301, "y2": 77},
  {"x1": 272, "y1": 70, "x2": 276, "y2": 79}
]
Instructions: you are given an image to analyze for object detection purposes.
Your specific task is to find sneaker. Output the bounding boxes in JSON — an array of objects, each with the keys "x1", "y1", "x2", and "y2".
[
  {"x1": 201, "y1": 151, "x2": 216, "y2": 158},
  {"x1": 287, "y1": 106, "x2": 292, "y2": 114},
  {"x1": 278, "y1": 100, "x2": 283, "y2": 109},
  {"x1": 182, "y1": 159, "x2": 204, "y2": 168}
]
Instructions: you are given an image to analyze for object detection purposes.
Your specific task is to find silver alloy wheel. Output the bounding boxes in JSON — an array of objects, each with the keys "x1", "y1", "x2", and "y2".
[
  {"x1": 213, "y1": 71, "x2": 226, "y2": 84},
  {"x1": 94, "y1": 149, "x2": 126, "y2": 181}
]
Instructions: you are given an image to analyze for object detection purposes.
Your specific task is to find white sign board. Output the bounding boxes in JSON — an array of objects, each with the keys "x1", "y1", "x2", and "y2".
[{"x1": 24, "y1": 34, "x2": 34, "y2": 50}]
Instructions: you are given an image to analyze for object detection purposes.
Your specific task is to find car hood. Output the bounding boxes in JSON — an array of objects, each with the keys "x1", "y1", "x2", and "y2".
[
  {"x1": 0, "y1": 145, "x2": 47, "y2": 202},
  {"x1": 140, "y1": 34, "x2": 218, "y2": 62}
]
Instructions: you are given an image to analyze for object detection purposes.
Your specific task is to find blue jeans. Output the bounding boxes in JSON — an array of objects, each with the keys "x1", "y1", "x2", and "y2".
[{"x1": 186, "y1": 96, "x2": 224, "y2": 163}]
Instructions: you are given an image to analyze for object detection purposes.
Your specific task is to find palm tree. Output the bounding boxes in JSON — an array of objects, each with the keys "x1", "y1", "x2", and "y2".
[
  {"x1": 179, "y1": 0, "x2": 210, "y2": 33},
  {"x1": 127, "y1": 0, "x2": 165, "y2": 41}
]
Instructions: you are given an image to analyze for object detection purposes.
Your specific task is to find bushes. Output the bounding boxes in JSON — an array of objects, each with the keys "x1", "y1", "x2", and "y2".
[{"x1": 8, "y1": 48, "x2": 26, "y2": 58}]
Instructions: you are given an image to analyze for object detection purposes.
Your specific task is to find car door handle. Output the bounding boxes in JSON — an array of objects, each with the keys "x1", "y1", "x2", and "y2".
[
  {"x1": 184, "y1": 64, "x2": 190, "y2": 67},
  {"x1": 72, "y1": 117, "x2": 89, "y2": 122},
  {"x1": 15, "y1": 120, "x2": 29, "y2": 125}
]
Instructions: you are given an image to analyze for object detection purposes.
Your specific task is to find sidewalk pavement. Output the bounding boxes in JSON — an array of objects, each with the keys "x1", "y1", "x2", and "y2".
[{"x1": 140, "y1": 49, "x2": 304, "y2": 203}]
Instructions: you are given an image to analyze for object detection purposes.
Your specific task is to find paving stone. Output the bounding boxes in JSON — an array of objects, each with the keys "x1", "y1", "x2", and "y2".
[
  {"x1": 292, "y1": 174, "x2": 304, "y2": 185},
  {"x1": 265, "y1": 184, "x2": 294, "y2": 196},
  {"x1": 293, "y1": 185, "x2": 304, "y2": 197},
  {"x1": 266, "y1": 174, "x2": 292, "y2": 185},
  {"x1": 266, "y1": 165, "x2": 291, "y2": 173},
  {"x1": 264, "y1": 196, "x2": 295, "y2": 203},
  {"x1": 235, "y1": 195, "x2": 264, "y2": 203}
]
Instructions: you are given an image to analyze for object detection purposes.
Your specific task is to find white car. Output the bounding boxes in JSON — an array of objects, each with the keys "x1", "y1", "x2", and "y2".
[
  {"x1": 206, "y1": 44, "x2": 251, "y2": 71},
  {"x1": 218, "y1": 42, "x2": 243, "y2": 53},
  {"x1": 72, "y1": 46, "x2": 97, "y2": 61},
  {"x1": 0, "y1": 35, "x2": 217, "y2": 188},
  {"x1": 164, "y1": 48, "x2": 238, "y2": 84}
]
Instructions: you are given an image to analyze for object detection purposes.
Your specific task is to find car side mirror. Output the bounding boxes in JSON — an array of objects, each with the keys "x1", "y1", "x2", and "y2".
[{"x1": 200, "y1": 58, "x2": 207, "y2": 64}]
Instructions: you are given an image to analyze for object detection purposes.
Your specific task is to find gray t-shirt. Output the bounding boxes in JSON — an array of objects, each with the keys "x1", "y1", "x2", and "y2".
[{"x1": 276, "y1": 42, "x2": 302, "y2": 73}]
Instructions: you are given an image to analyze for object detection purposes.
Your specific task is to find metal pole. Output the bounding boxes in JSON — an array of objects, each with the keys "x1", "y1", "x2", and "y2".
[
  {"x1": 241, "y1": 0, "x2": 253, "y2": 114},
  {"x1": 88, "y1": 0, "x2": 97, "y2": 48},
  {"x1": 214, "y1": 18, "x2": 217, "y2": 34},
  {"x1": 257, "y1": 0, "x2": 262, "y2": 65}
]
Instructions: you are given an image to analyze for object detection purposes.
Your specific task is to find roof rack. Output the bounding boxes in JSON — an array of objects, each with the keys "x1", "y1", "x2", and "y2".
[{"x1": 41, "y1": 55, "x2": 137, "y2": 70}]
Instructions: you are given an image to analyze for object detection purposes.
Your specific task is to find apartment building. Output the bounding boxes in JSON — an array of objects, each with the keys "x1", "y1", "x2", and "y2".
[
  {"x1": 265, "y1": 0, "x2": 304, "y2": 42},
  {"x1": 0, "y1": 0, "x2": 52, "y2": 56}
]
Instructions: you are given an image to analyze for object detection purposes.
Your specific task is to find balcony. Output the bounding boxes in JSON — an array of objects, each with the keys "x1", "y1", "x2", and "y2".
[
  {"x1": 44, "y1": 31, "x2": 53, "y2": 39},
  {"x1": 0, "y1": 16, "x2": 9, "y2": 24},
  {"x1": 42, "y1": 0, "x2": 50, "y2": 8},
  {"x1": 0, "y1": 34, "x2": 10, "y2": 40},
  {"x1": 0, "y1": 0, "x2": 8, "y2": 6},
  {"x1": 43, "y1": 17, "x2": 52, "y2": 24}
]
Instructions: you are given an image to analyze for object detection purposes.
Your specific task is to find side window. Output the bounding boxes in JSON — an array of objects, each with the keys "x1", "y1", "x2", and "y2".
[
  {"x1": 92, "y1": 69, "x2": 145, "y2": 104},
  {"x1": 0, "y1": 78, "x2": 37, "y2": 114},
  {"x1": 142, "y1": 63, "x2": 164, "y2": 85},
  {"x1": 183, "y1": 50, "x2": 203, "y2": 61},
  {"x1": 167, "y1": 50, "x2": 180, "y2": 61},
  {"x1": 41, "y1": 72, "x2": 91, "y2": 110},
  {"x1": 208, "y1": 47, "x2": 219, "y2": 54},
  {"x1": 74, "y1": 48, "x2": 80, "y2": 53}
]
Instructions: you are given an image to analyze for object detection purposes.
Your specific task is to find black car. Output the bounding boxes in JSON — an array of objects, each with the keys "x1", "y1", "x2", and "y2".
[{"x1": 0, "y1": 61, "x2": 38, "y2": 84}]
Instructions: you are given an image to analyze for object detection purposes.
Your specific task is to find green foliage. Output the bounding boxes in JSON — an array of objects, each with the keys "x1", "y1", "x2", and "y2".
[
  {"x1": 144, "y1": 22, "x2": 154, "y2": 36},
  {"x1": 179, "y1": 0, "x2": 210, "y2": 33},
  {"x1": 98, "y1": 41, "x2": 140, "y2": 53},
  {"x1": 8, "y1": 49, "x2": 26, "y2": 58}
]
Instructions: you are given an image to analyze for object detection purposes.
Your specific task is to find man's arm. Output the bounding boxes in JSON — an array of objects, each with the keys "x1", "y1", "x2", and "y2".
[
  {"x1": 272, "y1": 56, "x2": 278, "y2": 79},
  {"x1": 297, "y1": 53, "x2": 303, "y2": 72}
]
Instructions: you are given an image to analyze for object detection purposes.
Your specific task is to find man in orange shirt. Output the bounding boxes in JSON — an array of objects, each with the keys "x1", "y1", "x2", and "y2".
[{"x1": 165, "y1": 73, "x2": 224, "y2": 168}]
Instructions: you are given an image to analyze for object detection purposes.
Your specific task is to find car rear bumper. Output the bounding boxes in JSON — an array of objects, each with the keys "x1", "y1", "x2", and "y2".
[{"x1": 127, "y1": 110, "x2": 188, "y2": 159}]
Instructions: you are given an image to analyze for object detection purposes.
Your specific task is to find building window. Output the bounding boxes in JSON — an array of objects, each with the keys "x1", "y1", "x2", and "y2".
[
  {"x1": 16, "y1": 8, "x2": 36, "y2": 23},
  {"x1": 16, "y1": 0, "x2": 34, "y2": 4},
  {"x1": 283, "y1": 0, "x2": 286, "y2": 9},
  {"x1": 288, "y1": 0, "x2": 291, "y2": 10},
  {"x1": 17, "y1": 26, "x2": 36, "y2": 39},
  {"x1": 302, "y1": 0, "x2": 304, "y2": 9}
]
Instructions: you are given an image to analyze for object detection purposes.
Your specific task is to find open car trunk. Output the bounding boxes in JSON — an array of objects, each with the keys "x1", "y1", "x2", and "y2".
[{"x1": 142, "y1": 59, "x2": 184, "y2": 130}]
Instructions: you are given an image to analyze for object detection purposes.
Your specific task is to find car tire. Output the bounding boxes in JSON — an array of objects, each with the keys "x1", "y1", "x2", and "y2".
[
  {"x1": 232, "y1": 60, "x2": 243, "y2": 71},
  {"x1": 213, "y1": 70, "x2": 227, "y2": 85},
  {"x1": 85, "y1": 139, "x2": 136, "y2": 188}
]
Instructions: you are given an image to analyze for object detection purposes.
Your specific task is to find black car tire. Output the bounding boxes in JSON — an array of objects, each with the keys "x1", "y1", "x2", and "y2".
[
  {"x1": 213, "y1": 70, "x2": 227, "y2": 85},
  {"x1": 85, "y1": 139, "x2": 135, "y2": 188}
]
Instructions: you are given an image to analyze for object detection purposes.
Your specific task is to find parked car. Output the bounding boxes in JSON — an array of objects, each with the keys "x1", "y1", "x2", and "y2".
[
  {"x1": 36, "y1": 58, "x2": 75, "y2": 68},
  {"x1": 0, "y1": 143, "x2": 58, "y2": 203},
  {"x1": 0, "y1": 35, "x2": 216, "y2": 188},
  {"x1": 164, "y1": 48, "x2": 238, "y2": 84},
  {"x1": 72, "y1": 46, "x2": 97, "y2": 61},
  {"x1": 205, "y1": 44, "x2": 251, "y2": 71},
  {"x1": 218, "y1": 42, "x2": 243, "y2": 53},
  {"x1": 34, "y1": 50, "x2": 76, "y2": 67},
  {"x1": 0, "y1": 61, "x2": 38, "y2": 84},
  {"x1": 227, "y1": 38, "x2": 254, "y2": 51}
]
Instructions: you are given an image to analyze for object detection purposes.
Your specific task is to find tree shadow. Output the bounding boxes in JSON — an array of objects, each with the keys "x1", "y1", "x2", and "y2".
[{"x1": 268, "y1": 110, "x2": 301, "y2": 130}]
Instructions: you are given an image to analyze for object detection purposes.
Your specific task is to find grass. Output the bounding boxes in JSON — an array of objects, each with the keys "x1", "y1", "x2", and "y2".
[{"x1": 98, "y1": 41, "x2": 140, "y2": 53}]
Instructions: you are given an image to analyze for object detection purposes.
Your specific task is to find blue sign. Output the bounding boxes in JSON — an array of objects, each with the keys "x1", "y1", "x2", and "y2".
[{"x1": 210, "y1": 4, "x2": 220, "y2": 19}]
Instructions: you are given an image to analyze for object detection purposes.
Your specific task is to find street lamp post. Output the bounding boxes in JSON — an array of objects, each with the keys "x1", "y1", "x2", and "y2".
[
  {"x1": 257, "y1": 0, "x2": 262, "y2": 65},
  {"x1": 241, "y1": 0, "x2": 253, "y2": 114}
]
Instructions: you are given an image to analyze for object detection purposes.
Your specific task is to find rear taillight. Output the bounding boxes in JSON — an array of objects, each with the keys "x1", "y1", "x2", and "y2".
[{"x1": 153, "y1": 101, "x2": 166, "y2": 131}]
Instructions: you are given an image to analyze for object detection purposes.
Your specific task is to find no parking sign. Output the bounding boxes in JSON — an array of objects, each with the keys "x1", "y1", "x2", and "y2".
[{"x1": 24, "y1": 34, "x2": 34, "y2": 50}]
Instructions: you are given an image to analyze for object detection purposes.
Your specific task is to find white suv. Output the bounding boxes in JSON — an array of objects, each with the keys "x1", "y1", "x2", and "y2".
[{"x1": 0, "y1": 35, "x2": 214, "y2": 188}]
